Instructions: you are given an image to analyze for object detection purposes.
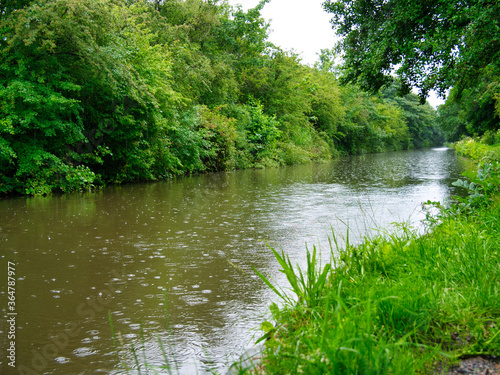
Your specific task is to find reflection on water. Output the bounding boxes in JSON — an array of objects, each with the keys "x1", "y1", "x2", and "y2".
[{"x1": 0, "y1": 148, "x2": 467, "y2": 374}]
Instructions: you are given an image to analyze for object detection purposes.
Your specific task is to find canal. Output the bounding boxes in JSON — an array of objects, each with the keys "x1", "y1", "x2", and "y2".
[{"x1": 0, "y1": 148, "x2": 467, "y2": 374}]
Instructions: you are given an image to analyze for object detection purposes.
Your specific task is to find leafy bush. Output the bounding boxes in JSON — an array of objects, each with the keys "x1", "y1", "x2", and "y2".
[
  {"x1": 277, "y1": 142, "x2": 312, "y2": 165},
  {"x1": 481, "y1": 130, "x2": 500, "y2": 146},
  {"x1": 12, "y1": 145, "x2": 95, "y2": 195},
  {"x1": 197, "y1": 106, "x2": 238, "y2": 171},
  {"x1": 245, "y1": 99, "x2": 282, "y2": 161},
  {"x1": 166, "y1": 109, "x2": 209, "y2": 174},
  {"x1": 454, "y1": 137, "x2": 500, "y2": 163},
  {"x1": 452, "y1": 161, "x2": 500, "y2": 213}
]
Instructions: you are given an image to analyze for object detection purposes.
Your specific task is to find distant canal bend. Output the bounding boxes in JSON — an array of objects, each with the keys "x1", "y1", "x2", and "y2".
[{"x1": 0, "y1": 148, "x2": 467, "y2": 374}]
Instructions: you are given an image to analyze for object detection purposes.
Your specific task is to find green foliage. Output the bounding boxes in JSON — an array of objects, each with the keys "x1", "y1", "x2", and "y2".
[
  {"x1": 0, "y1": 0, "x2": 175, "y2": 193},
  {"x1": 324, "y1": 0, "x2": 500, "y2": 99},
  {"x1": 454, "y1": 136, "x2": 500, "y2": 163},
  {"x1": 0, "y1": 0, "x2": 33, "y2": 15},
  {"x1": 336, "y1": 86, "x2": 411, "y2": 154},
  {"x1": 165, "y1": 108, "x2": 210, "y2": 174},
  {"x1": 452, "y1": 162, "x2": 500, "y2": 213},
  {"x1": 276, "y1": 141, "x2": 313, "y2": 165},
  {"x1": 324, "y1": 0, "x2": 500, "y2": 141},
  {"x1": 437, "y1": 99, "x2": 468, "y2": 143},
  {"x1": 382, "y1": 82, "x2": 443, "y2": 148},
  {"x1": 437, "y1": 67, "x2": 500, "y2": 141},
  {"x1": 197, "y1": 106, "x2": 238, "y2": 171},
  {"x1": 245, "y1": 99, "x2": 281, "y2": 161},
  {"x1": 0, "y1": 143, "x2": 95, "y2": 195},
  {"x1": 0, "y1": 0, "x2": 442, "y2": 195},
  {"x1": 448, "y1": 137, "x2": 500, "y2": 213}
]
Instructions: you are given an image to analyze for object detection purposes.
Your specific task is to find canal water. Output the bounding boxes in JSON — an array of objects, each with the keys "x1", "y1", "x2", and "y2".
[{"x1": 0, "y1": 148, "x2": 467, "y2": 374}]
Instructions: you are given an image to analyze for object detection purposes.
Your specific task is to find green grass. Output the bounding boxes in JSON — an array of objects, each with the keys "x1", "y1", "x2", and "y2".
[
  {"x1": 254, "y1": 161, "x2": 500, "y2": 374},
  {"x1": 454, "y1": 135, "x2": 500, "y2": 163}
]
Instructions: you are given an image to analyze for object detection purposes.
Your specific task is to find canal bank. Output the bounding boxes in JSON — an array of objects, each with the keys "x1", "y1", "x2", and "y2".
[{"x1": 248, "y1": 141, "x2": 500, "y2": 374}]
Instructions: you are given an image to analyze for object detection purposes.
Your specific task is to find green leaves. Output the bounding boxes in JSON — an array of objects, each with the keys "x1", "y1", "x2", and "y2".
[
  {"x1": 0, "y1": 0, "x2": 445, "y2": 195},
  {"x1": 245, "y1": 99, "x2": 281, "y2": 160},
  {"x1": 324, "y1": 0, "x2": 500, "y2": 102},
  {"x1": 451, "y1": 161, "x2": 500, "y2": 212},
  {"x1": 254, "y1": 244, "x2": 331, "y2": 309},
  {"x1": 0, "y1": 0, "x2": 176, "y2": 193},
  {"x1": 7, "y1": 144, "x2": 96, "y2": 195}
]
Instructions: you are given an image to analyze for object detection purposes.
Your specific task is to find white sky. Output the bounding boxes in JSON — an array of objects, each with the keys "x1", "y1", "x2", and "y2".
[
  {"x1": 227, "y1": 0, "x2": 335, "y2": 66},
  {"x1": 226, "y1": 0, "x2": 444, "y2": 108}
]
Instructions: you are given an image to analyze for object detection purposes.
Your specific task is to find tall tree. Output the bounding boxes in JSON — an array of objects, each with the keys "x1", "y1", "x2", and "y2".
[{"x1": 323, "y1": 0, "x2": 500, "y2": 100}]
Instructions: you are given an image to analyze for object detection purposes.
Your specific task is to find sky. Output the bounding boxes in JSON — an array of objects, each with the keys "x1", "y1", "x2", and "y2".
[
  {"x1": 227, "y1": 0, "x2": 335, "y2": 67},
  {"x1": 226, "y1": 0, "x2": 445, "y2": 108}
]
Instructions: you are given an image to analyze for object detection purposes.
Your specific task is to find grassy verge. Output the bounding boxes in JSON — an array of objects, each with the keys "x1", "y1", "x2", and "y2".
[
  {"x1": 453, "y1": 132, "x2": 500, "y2": 163},
  {"x1": 253, "y1": 143, "x2": 500, "y2": 374}
]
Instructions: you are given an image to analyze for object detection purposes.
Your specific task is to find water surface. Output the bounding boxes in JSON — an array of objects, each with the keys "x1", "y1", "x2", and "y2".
[{"x1": 0, "y1": 148, "x2": 467, "y2": 374}]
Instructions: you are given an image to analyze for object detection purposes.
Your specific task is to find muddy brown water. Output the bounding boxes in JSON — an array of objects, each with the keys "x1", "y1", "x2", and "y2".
[{"x1": 0, "y1": 148, "x2": 468, "y2": 374}]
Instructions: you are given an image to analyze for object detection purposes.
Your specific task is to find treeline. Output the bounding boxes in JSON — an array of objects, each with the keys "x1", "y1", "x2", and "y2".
[
  {"x1": 322, "y1": 0, "x2": 500, "y2": 145},
  {"x1": 438, "y1": 80, "x2": 500, "y2": 143},
  {"x1": 0, "y1": 0, "x2": 442, "y2": 195}
]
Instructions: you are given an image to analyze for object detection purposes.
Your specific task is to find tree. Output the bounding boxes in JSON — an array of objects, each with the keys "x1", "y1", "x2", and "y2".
[
  {"x1": 0, "y1": 0, "x2": 448, "y2": 195},
  {"x1": 437, "y1": 98, "x2": 467, "y2": 142},
  {"x1": 381, "y1": 83, "x2": 443, "y2": 147},
  {"x1": 323, "y1": 0, "x2": 500, "y2": 100},
  {"x1": 0, "y1": 0, "x2": 175, "y2": 194}
]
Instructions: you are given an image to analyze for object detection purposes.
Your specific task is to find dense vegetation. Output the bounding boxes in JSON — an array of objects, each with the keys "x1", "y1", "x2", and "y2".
[
  {"x1": 250, "y1": 136, "x2": 500, "y2": 374},
  {"x1": 324, "y1": 0, "x2": 500, "y2": 142},
  {"x1": 0, "y1": 0, "x2": 442, "y2": 195}
]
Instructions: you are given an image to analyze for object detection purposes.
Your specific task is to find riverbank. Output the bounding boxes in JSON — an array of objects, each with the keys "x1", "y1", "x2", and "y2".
[{"x1": 250, "y1": 140, "x2": 500, "y2": 374}]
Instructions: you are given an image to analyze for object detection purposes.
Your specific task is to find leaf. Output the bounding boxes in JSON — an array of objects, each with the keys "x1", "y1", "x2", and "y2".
[
  {"x1": 260, "y1": 321, "x2": 274, "y2": 333},
  {"x1": 251, "y1": 265, "x2": 286, "y2": 302},
  {"x1": 452, "y1": 179, "x2": 466, "y2": 188}
]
